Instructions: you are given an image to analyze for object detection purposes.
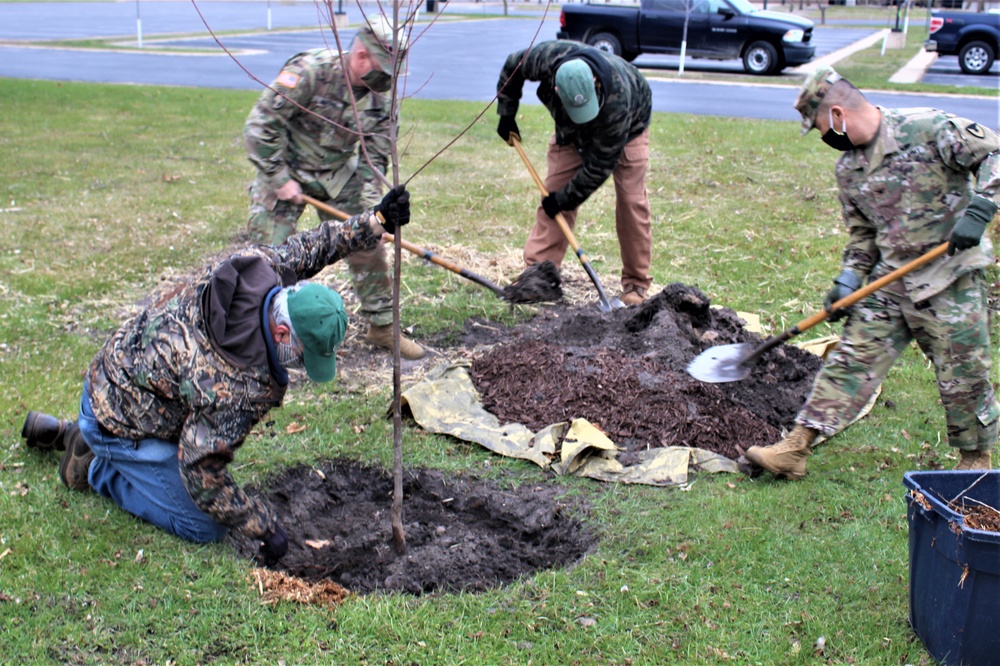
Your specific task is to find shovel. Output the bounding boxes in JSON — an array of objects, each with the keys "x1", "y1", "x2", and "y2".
[
  {"x1": 687, "y1": 242, "x2": 950, "y2": 384},
  {"x1": 301, "y1": 195, "x2": 507, "y2": 298},
  {"x1": 510, "y1": 136, "x2": 625, "y2": 313}
]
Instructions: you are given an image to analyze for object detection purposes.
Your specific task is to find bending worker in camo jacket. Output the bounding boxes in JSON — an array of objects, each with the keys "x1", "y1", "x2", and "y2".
[
  {"x1": 21, "y1": 187, "x2": 411, "y2": 565},
  {"x1": 244, "y1": 16, "x2": 424, "y2": 359},
  {"x1": 744, "y1": 66, "x2": 999, "y2": 479},
  {"x1": 496, "y1": 40, "x2": 654, "y2": 307}
]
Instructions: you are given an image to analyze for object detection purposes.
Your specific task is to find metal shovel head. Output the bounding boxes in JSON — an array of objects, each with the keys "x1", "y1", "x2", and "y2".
[
  {"x1": 686, "y1": 343, "x2": 754, "y2": 383},
  {"x1": 595, "y1": 295, "x2": 626, "y2": 312}
]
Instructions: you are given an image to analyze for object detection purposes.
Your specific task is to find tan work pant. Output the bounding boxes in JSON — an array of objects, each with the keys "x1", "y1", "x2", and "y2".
[{"x1": 523, "y1": 129, "x2": 652, "y2": 291}]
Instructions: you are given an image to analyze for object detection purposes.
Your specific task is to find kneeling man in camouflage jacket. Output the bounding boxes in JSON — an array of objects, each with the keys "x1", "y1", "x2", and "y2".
[{"x1": 21, "y1": 186, "x2": 411, "y2": 565}]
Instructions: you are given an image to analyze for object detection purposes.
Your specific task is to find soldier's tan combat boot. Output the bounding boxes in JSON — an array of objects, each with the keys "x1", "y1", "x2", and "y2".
[
  {"x1": 366, "y1": 324, "x2": 425, "y2": 360},
  {"x1": 743, "y1": 425, "x2": 818, "y2": 480},
  {"x1": 58, "y1": 424, "x2": 94, "y2": 492},
  {"x1": 21, "y1": 411, "x2": 72, "y2": 452},
  {"x1": 955, "y1": 449, "x2": 992, "y2": 471}
]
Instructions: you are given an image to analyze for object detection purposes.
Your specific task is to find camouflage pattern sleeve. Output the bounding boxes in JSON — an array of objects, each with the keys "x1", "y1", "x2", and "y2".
[
  {"x1": 837, "y1": 188, "x2": 880, "y2": 278},
  {"x1": 269, "y1": 209, "x2": 385, "y2": 281},
  {"x1": 178, "y1": 407, "x2": 278, "y2": 539},
  {"x1": 244, "y1": 55, "x2": 320, "y2": 191},
  {"x1": 496, "y1": 42, "x2": 581, "y2": 118},
  {"x1": 355, "y1": 95, "x2": 392, "y2": 209},
  {"x1": 496, "y1": 47, "x2": 530, "y2": 118},
  {"x1": 935, "y1": 117, "x2": 1000, "y2": 206}
]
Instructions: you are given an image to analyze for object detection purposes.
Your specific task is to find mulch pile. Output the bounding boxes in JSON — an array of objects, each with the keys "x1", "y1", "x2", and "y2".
[{"x1": 467, "y1": 283, "x2": 823, "y2": 462}]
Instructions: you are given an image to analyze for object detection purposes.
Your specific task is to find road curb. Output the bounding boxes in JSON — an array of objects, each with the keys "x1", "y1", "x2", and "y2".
[{"x1": 888, "y1": 47, "x2": 939, "y2": 83}]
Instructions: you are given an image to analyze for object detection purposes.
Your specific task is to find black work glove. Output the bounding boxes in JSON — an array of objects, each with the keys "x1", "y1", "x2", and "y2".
[
  {"x1": 541, "y1": 192, "x2": 562, "y2": 220},
  {"x1": 497, "y1": 115, "x2": 520, "y2": 146},
  {"x1": 373, "y1": 185, "x2": 410, "y2": 234},
  {"x1": 948, "y1": 196, "x2": 997, "y2": 256},
  {"x1": 824, "y1": 269, "x2": 862, "y2": 323},
  {"x1": 259, "y1": 523, "x2": 288, "y2": 565}
]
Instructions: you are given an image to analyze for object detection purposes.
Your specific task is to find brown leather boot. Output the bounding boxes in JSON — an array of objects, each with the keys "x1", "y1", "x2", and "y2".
[
  {"x1": 21, "y1": 411, "x2": 72, "y2": 452},
  {"x1": 621, "y1": 285, "x2": 648, "y2": 307},
  {"x1": 58, "y1": 424, "x2": 94, "y2": 492},
  {"x1": 744, "y1": 425, "x2": 818, "y2": 480},
  {"x1": 955, "y1": 449, "x2": 992, "y2": 471},
  {"x1": 366, "y1": 324, "x2": 425, "y2": 360}
]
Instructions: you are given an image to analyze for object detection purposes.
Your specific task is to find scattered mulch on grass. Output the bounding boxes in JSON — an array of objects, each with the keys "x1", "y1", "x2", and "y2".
[
  {"x1": 250, "y1": 569, "x2": 351, "y2": 607},
  {"x1": 229, "y1": 461, "x2": 596, "y2": 595}
]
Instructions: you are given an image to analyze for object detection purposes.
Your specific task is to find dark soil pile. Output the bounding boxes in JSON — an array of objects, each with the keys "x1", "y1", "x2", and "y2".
[
  {"x1": 467, "y1": 283, "x2": 823, "y2": 461},
  {"x1": 230, "y1": 461, "x2": 595, "y2": 594}
]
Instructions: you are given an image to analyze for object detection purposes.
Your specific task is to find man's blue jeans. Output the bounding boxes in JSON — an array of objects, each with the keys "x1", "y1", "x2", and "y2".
[{"x1": 77, "y1": 385, "x2": 229, "y2": 543}]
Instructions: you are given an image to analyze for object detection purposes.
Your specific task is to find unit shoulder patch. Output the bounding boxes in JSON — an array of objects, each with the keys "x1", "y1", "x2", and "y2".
[{"x1": 965, "y1": 122, "x2": 986, "y2": 139}]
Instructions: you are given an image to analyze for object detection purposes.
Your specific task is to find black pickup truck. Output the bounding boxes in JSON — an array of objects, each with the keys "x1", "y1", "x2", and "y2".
[
  {"x1": 925, "y1": 9, "x2": 999, "y2": 75},
  {"x1": 556, "y1": 0, "x2": 816, "y2": 75}
]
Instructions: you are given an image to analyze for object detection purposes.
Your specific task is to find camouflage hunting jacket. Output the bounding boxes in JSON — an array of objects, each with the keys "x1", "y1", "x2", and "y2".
[
  {"x1": 497, "y1": 41, "x2": 652, "y2": 211},
  {"x1": 244, "y1": 47, "x2": 390, "y2": 201},
  {"x1": 86, "y1": 213, "x2": 384, "y2": 540},
  {"x1": 836, "y1": 107, "x2": 999, "y2": 302}
]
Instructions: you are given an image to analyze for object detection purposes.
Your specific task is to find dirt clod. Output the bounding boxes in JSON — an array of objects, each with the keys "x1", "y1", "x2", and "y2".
[{"x1": 502, "y1": 260, "x2": 563, "y2": 304}]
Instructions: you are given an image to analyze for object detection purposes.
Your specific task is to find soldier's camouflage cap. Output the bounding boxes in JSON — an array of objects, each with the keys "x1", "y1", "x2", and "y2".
[
  {"x1": 356, "y1": 16, "x2": 408, "y2": 75},
  {"x1": 794, "y1": 65, "x2": 843, "y2": 136}
]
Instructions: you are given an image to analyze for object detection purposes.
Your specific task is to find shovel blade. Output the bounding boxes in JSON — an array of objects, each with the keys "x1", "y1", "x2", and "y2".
[
  {"x1": 596, "y1": 296, "x2": 626, "y2": 312},
  {"x1": 686, "y1": 343, "x2": 754, "y2": 383}
]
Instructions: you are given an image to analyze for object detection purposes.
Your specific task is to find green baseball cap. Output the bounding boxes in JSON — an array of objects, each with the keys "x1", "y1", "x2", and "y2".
[
  {"x1": 793, "y1": 65, "x2": 843, "y2": 136},
  {"x1": 356, "y1": 15, "x2": 408, "y2": 75},
  {"x1": 555, "y1": 59, "x2": 599, "y2": 125},
  {"x1": 286, "y1": 283, "x2": 347, "y2": 383}
]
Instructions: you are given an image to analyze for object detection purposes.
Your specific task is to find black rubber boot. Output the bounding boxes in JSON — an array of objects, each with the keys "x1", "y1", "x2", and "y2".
[
  {"x1": 58, "y1": 424, "x2": 94, "y2": 492},
  {"x1": 21, "y1": 411, "x2": 73, "y2": 452}
]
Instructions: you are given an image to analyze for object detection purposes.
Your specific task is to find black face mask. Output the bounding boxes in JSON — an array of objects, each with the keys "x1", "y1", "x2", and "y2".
[
  {"x1": 821, "y1": 129, "x2": 856, "y2": 152},
  {"x1": 361, "y1": 69, "x2": 392, "y2": 93},
  {"x1": 821, "y1": 108, "x2": 857, "y2": 152}
]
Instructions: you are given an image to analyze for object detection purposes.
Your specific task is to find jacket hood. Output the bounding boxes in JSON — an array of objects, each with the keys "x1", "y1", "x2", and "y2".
[{"x1": 202, "y1": 255, "x2": 281, "y2": 369}]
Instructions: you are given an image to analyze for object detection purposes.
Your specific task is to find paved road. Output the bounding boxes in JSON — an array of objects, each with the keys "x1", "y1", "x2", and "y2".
[
  {"x1": 921, "y1": 54, "x2": 1000, "y2": 89},
  {"x1": 1, "y1": 3, "x2": 996, "y2": 127}
]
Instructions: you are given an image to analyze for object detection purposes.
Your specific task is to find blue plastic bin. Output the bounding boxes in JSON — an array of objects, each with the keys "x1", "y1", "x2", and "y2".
[{"x1": 903, "y1": 470, "x2": 1000, "y2": 666}]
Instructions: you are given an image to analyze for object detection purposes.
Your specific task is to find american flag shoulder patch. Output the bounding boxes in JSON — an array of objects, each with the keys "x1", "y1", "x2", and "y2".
[{"x1": 275, "y1": 70, "x2": 300, "y2": 89}]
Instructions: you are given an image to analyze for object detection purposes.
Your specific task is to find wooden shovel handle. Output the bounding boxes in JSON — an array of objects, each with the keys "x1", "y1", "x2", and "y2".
[
  {"x1": 795, "y1": 241, "x2": 951, "y2": 335},
  {"x1": 510, "y1": 136, "x2": 583, "y2": 257},
  {"x1": 301, "y1": 195, "x2": 505, "y2": 297},
  {"x1": 740, "y1": 241, "x2": 952, "y2": 368}
]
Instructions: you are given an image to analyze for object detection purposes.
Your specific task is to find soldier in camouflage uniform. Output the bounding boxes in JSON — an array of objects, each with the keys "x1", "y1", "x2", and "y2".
[
  {"x1": 21, "y1": 187, "x2": 411, "y2": 565},
  {"x1": 244, "y1": 17, "x2": 424, "y2": 359},
  {"x1": 745, "y1": 66, "x2": 999, "y2": 480},
  {"x1": 496, "y1": 41, "x2": 654, "y2": 306}
]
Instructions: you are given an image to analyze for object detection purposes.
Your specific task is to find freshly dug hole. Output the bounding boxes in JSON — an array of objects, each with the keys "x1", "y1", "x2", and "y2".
[{"x1": 230, "y1": 461, "x2": 596, "y2": 594}]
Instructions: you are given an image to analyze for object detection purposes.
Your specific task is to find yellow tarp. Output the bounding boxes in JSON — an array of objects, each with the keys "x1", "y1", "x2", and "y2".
[
  {"x1": 399, "y1": 331, "x2": 877, "y2": 486},
  {"x1": 401, "y1": 363, "x2": 738, "y2": 487}
]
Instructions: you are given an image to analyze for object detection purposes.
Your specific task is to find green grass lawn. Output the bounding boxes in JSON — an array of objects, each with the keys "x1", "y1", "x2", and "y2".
[{"x1": 1, "y1": 76, "x2": 996, "y2": 665}]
